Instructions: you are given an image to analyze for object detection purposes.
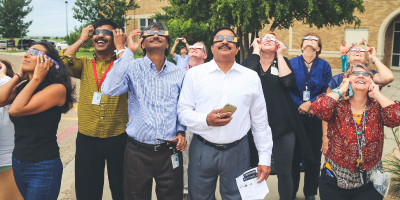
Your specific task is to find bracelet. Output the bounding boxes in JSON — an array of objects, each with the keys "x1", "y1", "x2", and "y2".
[
  {"x1": 78, "y1": 38, "x2": 84, "y2": 46},
  {"x1": 323, "y1": 134, "x2": 328, "y2": 137},
  {"x1": 372, "y1": 58, "x2": 380, "y2": 64},
  {"x1": 116, "y1": 49, "x2": 126, "y2": 57},
  {"x1": 332, "y1": 87, "x2": 342, "y2": 100},
  {"x1": 15, "y1": 73, "x2": 21, "y2": 82}
]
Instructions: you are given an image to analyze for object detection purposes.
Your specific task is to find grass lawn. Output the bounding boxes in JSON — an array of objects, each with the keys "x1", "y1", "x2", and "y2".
[{"x1": 75, "y1": 52, "x2": 143, "y2": 59}]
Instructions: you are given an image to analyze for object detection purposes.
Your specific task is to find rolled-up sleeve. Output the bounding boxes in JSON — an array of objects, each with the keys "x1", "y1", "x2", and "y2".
[
  {"x1": 101, "y1": 48, "x2": 134, "y2": 97},
  {"x1": 250, "y1": 77, "x2": 273, "y2": 166},
  {"x1": 58, "y1": 49, "x2": 85, "y2": 79},
  {"x1": 177, "y1": 70, "x2": 210, "y2": 131}
]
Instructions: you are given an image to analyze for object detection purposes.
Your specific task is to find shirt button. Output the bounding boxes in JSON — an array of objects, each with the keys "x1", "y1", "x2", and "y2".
[
  {"x1": 101, "y1": 117, "x2": 103, "y2": 119},
  {"x1": 101, "y1": 105, "x2": 103, "y2": 107}
]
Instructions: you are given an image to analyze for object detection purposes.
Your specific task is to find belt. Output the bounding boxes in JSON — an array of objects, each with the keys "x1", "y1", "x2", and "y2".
[
  {"x1": 128, "y1": 137, "x2": 171, "y2": 151},
  {"x1": 195, "y1": 134, "x2": 244, "y2": 151}
]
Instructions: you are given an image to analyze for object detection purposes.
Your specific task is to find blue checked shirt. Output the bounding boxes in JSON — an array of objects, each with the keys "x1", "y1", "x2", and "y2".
[{"x1": 102, "y1": 49, "x2": 186, "y2": 145}]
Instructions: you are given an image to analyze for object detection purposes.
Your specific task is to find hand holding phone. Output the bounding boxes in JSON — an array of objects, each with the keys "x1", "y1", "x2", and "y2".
[
  {"x1": 157, "y1": 139, "x2": 178, "y2": 145},
  {"x1": 220, "y1": 103, "x2": 237, "y2": 118}
]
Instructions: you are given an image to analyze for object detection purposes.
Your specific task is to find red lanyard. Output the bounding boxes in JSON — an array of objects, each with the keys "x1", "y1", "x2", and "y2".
[{"x1": 92, "y1": 58, "x2": 114, "y2": 92}]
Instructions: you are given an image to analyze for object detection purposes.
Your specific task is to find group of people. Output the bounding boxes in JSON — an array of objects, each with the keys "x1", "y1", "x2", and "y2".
[{"x1": 0, "y1": 18, "x2": 399, "y2": 200}]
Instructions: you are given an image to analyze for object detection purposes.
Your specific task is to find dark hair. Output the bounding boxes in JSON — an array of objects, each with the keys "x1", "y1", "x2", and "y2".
[
  {"x1": 0, "y1": 60, "x2": 15, "y2": 77},
  {"x1": 210, "y1": 26, "x2": 240, "y2": 48},
  {"x1": 140, "y1": 22, "x2": 171, "y2": 57},
  {"x1": 94, "y1": 19, "x2": 118, "y2": 30},
  {"x1": 35, "y1": 41, "x2": 76, "y2": 113},
  {"x1": 179, "y1": 46, "x2": 186, "y2": 50}
]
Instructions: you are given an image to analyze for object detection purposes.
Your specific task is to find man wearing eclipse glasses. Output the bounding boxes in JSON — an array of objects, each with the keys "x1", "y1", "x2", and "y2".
[
  {"x1": 177, "y1": 26, "x2": 273, "y2": 199},
  {"x1": 171, "y1": 37, "x2": 190, "y2": 70},
  {"x1": 60, "y1": 19, "x2": 128, "y2": 200},
  {"x1": 102, "y1": 22, "x2": 187, "y2": 200}
]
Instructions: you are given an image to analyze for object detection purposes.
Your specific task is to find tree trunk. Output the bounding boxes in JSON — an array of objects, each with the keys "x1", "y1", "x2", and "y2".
[
  {"x1": 238, "y1": 27, "x2": 243, "y2": 63},
  {"x1": 270, "y1": 21, "x2": 279, "y2": 32},
  {"x1": 243, "y1": 32, "x2": 250, "y2": 60}
]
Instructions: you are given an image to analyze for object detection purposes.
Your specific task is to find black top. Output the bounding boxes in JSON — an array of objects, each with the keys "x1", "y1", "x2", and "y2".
[
  {"x1": 241, "y1": 54, "x2": 295, "y2": 138},
  {"x1": 241, "y1": 54, "x2": 317, "y2": 166},
  {"x1": 10, "y1": 80, "x2": 63, "y2": 162}
]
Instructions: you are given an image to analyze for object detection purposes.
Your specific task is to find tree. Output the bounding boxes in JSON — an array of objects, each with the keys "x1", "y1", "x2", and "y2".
[
  {"x1": 0, "y1": 0, "x2": 33, "y2": 39},
  {"x1": 72, "y1": 0, "x2": 140, "y2": 31},
  {"x1": 65, "y1": 23, "x2": 93, "y2": 49},
  {"x1": 155, "y1": 0, "x2": 365, "y2": 61}
]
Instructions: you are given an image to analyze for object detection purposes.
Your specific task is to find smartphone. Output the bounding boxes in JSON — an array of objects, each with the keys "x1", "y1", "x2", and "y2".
[
  {"x1": 346, "y1": 83, "x2": 353, "y2": 98},
  {"x1": 157, "y1": 139, "x2": 178, "y2": 145},
  {"x1": 220, "y1": 103, "x2": 237, "y2": 118}
]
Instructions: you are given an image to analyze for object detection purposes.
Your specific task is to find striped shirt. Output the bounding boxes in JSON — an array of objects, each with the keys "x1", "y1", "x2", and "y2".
[
  {"x1": 102, "y1": 49, "x2": 186, "y2": 145},
  {"x1": 59, "y1": 50, "x2": 128, "y2": 138}
]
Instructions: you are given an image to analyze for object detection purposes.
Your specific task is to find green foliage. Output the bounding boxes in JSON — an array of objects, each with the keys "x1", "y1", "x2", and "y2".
[
  {"x1": 385, "y1": 127, "x2": 400, "y2": 197},
  {"x1": 42, "y1": 36, "x2": 50, "y2": 39},
  {"x1": 64, "y1": 24, "x2": 93, "y2": 49},
  {"x1": 0, "y1": 0, "x2": 33, "y2": 39},
  {"x1": 72, "y1": 0, "x2": 140, "y2": 31},
  {"x1": 55, "y1": 37, "x2": 59, "y2": 39}
]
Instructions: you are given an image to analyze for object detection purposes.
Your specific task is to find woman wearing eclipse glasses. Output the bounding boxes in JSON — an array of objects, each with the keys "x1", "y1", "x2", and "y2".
[
  {"x1": 241, "y1": 31, "x2": 315, "y2": 200},
  {"x1": 0, "y1": 41, "x2": 75, "y2": 200},
  {"x1": 312, "y1": 64, "x2": 400, "y2": 199}
]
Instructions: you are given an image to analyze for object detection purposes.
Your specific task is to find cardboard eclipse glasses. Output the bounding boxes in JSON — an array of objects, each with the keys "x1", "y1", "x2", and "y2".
[
  {"x1": 303, "y1": 36, "x2": 319, "y2": 41},
  {"x1": 189, "y1": 45, "x2": 206, "y2": 53},
  {"x1": 27, "y1": 49, "x2": 60, "y2": 69},
  {"x1": 142, "y1": 30, "x2": 169, "y2": 37},
  {"x1": 213, "y1": 35, "x2": 238, "y2": 43}
]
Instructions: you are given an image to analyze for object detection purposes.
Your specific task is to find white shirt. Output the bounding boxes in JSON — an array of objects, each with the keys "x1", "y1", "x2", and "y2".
[
  {"x1": 0, "y1": 76, "x2": 15, "y2": 167},
  {"x1": 177, "y1": 59, "x2": 273, "y2": 166}
]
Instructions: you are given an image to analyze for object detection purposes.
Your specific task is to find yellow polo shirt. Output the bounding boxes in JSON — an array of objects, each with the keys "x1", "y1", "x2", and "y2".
[{"x1": 59, "y1": 50, "x2": 128, "y2": 138}]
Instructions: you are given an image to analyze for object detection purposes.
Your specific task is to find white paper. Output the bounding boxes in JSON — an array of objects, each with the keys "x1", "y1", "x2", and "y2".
[
  {"x1": 271, "y1": 66, "x2": 279, "y2": 76},
  {"x1": 236, "y1": 167, "x2": 269, "y2": 200}
]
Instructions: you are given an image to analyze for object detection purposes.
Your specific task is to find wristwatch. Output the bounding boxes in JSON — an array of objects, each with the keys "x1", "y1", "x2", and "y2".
[
  {"x1": 177, "y1": 131, "x2": 186, "y2": 137},
  {"x1": 372, "y1": 58, "x2": 380, "y2": 64},
  {"x1": 331, "y1": 87, "x2": 342, "y2": 100}
]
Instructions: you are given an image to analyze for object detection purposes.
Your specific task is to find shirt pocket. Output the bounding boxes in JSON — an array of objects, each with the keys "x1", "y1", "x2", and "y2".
[{"x1": 166, "y1": 83, "x2": 180, "y2": 105}]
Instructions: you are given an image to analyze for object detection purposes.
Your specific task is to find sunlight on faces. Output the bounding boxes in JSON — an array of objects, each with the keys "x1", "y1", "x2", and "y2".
[
  {"x1": 261, "y1": 33, "x2": 278, "y2": 53},
  {"x1": 189, "y1": 43, "x2": 207, "y2": 60},
  {"x1": 141, "y1": 27, "x2": 169, "y2": 52},
  {"x1": 349, "y1": 67, "x2": 372, "y2": 92},
  {"x1": 302, "y1": 35, "x2": 320, "y2": 52},
  {"x1": 21, "y1": 45, "x2": 49, "y2": 72},
  {"x1": 93, "y1": 25, "x2": 115, "y2": 52},
  {"x1": 211, "y1": 29, "x2": 238, "y2": 58}
]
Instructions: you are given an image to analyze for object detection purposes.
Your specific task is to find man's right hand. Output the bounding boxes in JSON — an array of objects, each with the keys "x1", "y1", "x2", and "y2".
[
  {"x1": 81, "y1": 25, "x2": 94, "y2": 43},
  {"x1": 126, "y1": 29, "x2": 143, "y2": 53},
  {"x1": 175, "y1": 38, "x2": 180, "y2": 45},
  {"x1": 206, "y1": 108, "x2": 232, "y2": 126}
]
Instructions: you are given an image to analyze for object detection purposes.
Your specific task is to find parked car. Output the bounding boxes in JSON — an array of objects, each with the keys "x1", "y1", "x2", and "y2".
[
  {"x1": 17, "y1": 39, "x2": 36, "y2": 50},
  {"x1": 40, "y1": 40, "x2": 57, "y2": 48},
  {"x1": 56, "y1": 41, "x2": 69, "y2": 50},
  {"x1": 0, "y1": 40, "x2": 6, "y2": 50}
]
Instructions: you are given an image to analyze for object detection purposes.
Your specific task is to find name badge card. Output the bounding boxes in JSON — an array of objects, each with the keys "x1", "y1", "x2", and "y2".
[
  {"x1": 171, "y1": 153, "x2": 179, "y2": 169},
  {"x1": 92, "y1": 92, "x2": 102, "y2": 105},
  {"x1": 271, "y1": 67, "x2": 279, "y2": 76},
  {"x1": 303, "y1": 90, "x2": 310, "y2": 101}
]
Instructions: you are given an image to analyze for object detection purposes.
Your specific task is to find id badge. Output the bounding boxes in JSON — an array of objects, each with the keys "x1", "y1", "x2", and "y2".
[
  {"x1": 303, "y1": 90, "x2": 310, "y2": 101},
  {"x1": 271, "y1": 67, "x2": 279, "y2": 76},
  {"x1": 92, "y1": 92, "x2": 102, "y2": 105},
  {"x1": 171, "y1": 153, "x2": 179, "y2": 169}
]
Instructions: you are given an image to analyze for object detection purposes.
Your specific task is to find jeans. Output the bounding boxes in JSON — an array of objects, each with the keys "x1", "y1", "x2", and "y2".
[
  {"x1": 12, "y1": 157, "x2": 63, "y2": 200},
  {"x1": 319, "y1": 168, "x2": 383, "y2": 200},
  {"x1": 341, "y1": 55, "x2": 348, "y2": 72}
]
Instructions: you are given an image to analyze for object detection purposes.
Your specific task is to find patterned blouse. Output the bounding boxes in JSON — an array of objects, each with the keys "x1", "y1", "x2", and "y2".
[{"x1": 312, "y1": 94, "x2": 400, "y2": 189}]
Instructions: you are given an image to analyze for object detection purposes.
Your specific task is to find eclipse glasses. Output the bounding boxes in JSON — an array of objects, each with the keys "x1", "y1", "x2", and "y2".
[
  {"x1": 189, "y1": 45, "x2": 206, "y2": 53},
  {"x1": 93, "y1": 29, "x2": 114, "y2": 36},
  {"x1": 213, "y1": 35, "x2": 238, "y2": 43},
  {"x1": 142, "y1": 30, "x2": 169, "y2": 37},
  {"x1": 303, "y1": 36, "x2": 319, "y2": 41},
  {"x1": 27, "y1": 49, "x2": 60, "y2": 69}
]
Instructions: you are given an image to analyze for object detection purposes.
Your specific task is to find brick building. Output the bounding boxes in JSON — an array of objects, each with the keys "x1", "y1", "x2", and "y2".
[{"x1": 125, "y1": 0, "x2": 400, "y2": 70}]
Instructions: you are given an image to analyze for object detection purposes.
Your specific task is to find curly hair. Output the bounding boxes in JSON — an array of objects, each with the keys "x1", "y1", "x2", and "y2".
[{"x1": 35, "y1": 41, "x2": 76, "y2": 113}]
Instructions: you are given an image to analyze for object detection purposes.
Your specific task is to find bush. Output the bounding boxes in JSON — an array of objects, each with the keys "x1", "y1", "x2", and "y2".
[
  {"x1": 55, "y1": 37, "x2": 59, "y2": 39},
  {"x1": 385, "y1": 127, "x2": 400, "y2": 197},
  {"x1": 42, "y1": 36, "x2": 50, "y2": 39},
  {"x1": 135, "y1": 48, "x2": 143, "y2": 56}
]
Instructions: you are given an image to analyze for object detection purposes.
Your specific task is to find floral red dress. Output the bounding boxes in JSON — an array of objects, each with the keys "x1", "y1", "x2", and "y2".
[{"x1": 312, "y1": 94, "x2": 400, "y2": 189}]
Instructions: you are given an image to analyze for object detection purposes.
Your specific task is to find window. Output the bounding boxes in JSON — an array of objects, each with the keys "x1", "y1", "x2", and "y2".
[
  {"x1": 344, "y1": 28, "x2": 369, "y2": 46},
  {"x1": 139, "y1": 18, "x2": 154, "y2": 31},
  {"x1": 391, "y1": 22, "x2": 400, "y2": 68}
]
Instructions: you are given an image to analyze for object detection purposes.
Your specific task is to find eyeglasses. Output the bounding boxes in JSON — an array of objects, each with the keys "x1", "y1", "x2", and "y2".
[
  {"x1": 350, "y1": 48, "x2": 366, "y2": 52},
  {"x1": 189, "y1": 45, "x2": 206, "y2": 53},
  {"x1": 351, "y1": 71, "x2": 370, "y2": 77},
  {"x1": 213, "y1": 35, "x2": 238, "y2": 43},
  {"x1": 93, "y1": 29, "x2": 113, "y2": 36},
  {"x1": 27, "y1": 49, "x2": 60, "y2": 69},
  {"x1": 303, "y1": 36, "x2": 319, "y2": 41},
  {"x1": 142, "y1": 30, "x2": 169, "y2": 37},
  {"x1": 260, "y1": 37, "x2": 277, "y2": 42}
]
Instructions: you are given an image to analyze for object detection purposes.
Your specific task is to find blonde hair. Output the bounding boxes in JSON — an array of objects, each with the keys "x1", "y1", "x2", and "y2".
[{"x1": 347, "y1": 39, "x2": 370, "y2": 67}]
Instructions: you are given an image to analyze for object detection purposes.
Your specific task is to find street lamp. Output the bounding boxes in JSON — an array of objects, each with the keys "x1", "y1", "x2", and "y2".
[
  {"x1": 18, "y1": 15, "x2": 23, "y2": 50},
  {"x1": 65, "y1": 1, "x2": 68, "y2": 36}
]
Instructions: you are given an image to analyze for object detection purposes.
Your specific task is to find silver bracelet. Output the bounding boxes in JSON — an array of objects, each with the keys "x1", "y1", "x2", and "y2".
[
  {"x1": 116, "y1": 49, "x2": 126, "y2": 57},
  {"x1": 372, "y1": 58, "x2": 380, "y2": 64}
]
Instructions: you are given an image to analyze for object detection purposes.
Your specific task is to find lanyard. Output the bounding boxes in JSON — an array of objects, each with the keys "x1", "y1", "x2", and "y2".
[
  {"x1": 92, "y1": 58, "x2": 115, "y2": 92},
  {"x1": 301, "y1": 56, "x2": 316, "y2": 90},
  {"x1": 353, "y1": 105, "x2": 367, "y2": 150}
]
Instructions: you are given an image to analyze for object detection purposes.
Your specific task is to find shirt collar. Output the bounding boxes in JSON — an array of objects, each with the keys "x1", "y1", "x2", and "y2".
[
  {"x1": 207, "y1": 59, "x2": 242, "y2": 73},
  {"x1": 93, "y1": 53, "x2": 117, "y2": 62},
  {"x1": 143, "y1": 55, "x2": 169, "y2": 72}
]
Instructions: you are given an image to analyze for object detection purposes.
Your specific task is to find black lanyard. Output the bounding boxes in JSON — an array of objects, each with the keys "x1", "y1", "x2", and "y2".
[{"x1": 302, "y1": 56, "x2": 317, "y2": 90}]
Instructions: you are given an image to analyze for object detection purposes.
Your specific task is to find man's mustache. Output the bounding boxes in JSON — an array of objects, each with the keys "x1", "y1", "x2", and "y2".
[
  {"x1": 150, "y1": 37, "x2": 163, "y2": 43},
  {"x1": 95, "y1": 37, "x2": 108, "y2": 43},
  {"x1": 218, "y1": 44, "x2": 231, "y2": 50}
]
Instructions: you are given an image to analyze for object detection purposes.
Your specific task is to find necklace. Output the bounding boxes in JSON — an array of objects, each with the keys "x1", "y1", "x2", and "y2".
[
  {"x1": 352, "y1": 105, "x2": 367, "y2": 168},
  {"x1": 303, "y1": 57, "x2": 315, "y2": 70}
]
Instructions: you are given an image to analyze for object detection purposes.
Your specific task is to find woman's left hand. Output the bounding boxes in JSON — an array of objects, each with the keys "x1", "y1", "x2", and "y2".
[
  {"x1": 276, "y1": 41, "x2": 287, "y2": 56},
  {"x1": 367, "y1": 47, "x2": 377, "y2": 60},
  {"x1": 33, "y1": 55, "x2": 51, "y2": 82},
  {"x1": 368, "y1": 81, "x2": 380, "y2": 98}
]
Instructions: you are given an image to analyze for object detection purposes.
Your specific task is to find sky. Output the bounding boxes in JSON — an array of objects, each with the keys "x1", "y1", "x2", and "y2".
[{"x1": 24, "y1": 0, "x2": 83, "y2": 37}]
